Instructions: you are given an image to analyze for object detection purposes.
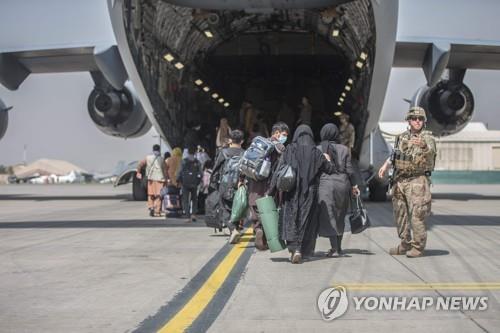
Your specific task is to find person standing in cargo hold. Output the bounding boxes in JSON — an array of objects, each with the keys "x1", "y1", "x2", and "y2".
[
  {"x1": 136, "y1": 144, "x2": 167, "y2": 217},
  {"x1": 378, "y1": 106, "x2": 437, "y2": 258},
  {"x1": 297, "y1": 96, "x2": 312, "y2": 126},
  {"x1": 216, "y1": 118, "x2": 232, "y2": 150},
  {"x1": 339, "y1": 113, "x2": 355, "y2": 154}
]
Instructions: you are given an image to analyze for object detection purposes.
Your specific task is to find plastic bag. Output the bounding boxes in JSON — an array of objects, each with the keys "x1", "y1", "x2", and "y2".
[
  {"x1": 276, "y1": 163, "x2": 296, "y2": 192},
  {"x1": 230, "y1": 185, "x2": 248, "y2": 222}
]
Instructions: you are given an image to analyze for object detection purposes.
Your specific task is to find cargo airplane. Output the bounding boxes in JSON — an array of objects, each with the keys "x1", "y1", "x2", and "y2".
[{"x1": 1, "y1": 0, "x2": 500, "y2": 200}]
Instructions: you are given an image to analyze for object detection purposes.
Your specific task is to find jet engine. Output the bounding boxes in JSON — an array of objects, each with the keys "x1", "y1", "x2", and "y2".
[
  {"x1": 87, "y1": 82, "x2": 151, "y2": 138},
  {"x1": 0, "y1": 98, "x2": 10, "y2": 141},
  {"x1": 414, "y1": 80, "x2": 474, "y2": 137}
]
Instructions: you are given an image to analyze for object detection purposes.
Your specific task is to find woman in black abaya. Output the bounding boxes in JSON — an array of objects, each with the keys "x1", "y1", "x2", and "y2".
[
  {"x1": 316, "y1": 123, "x2": 360, "y2": 256},
  {"x1": 272, "y1": 124, "x2": 336, "y2": 264}
]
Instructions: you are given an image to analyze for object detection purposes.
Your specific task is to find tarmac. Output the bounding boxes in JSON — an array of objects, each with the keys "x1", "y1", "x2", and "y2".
[{"x1": 0, "y1": 184, "x2": 499, "y2": 332}]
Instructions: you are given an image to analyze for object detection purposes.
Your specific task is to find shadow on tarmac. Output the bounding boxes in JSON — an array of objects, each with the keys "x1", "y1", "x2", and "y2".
[
  {"x1": 0, "y1": 219, "x2": 207, "y2": 229},
  {"x1": 422, "y1": 249, "x2": 450, "y2": 257},
  {"x1": 431, "y1": 193, "x2": 500, "y2": 201},
  {"x1": 428, "y1": 214, "x2": 500, "y2": 226},
  {"x1": 0, "y1": 194, "x2": 133, "y2": 201}
]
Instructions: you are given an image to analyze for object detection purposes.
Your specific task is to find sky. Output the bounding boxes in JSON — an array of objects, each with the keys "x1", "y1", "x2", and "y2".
[{"x1": 1, "y1": 0, "x2": 500, "y2": 172}]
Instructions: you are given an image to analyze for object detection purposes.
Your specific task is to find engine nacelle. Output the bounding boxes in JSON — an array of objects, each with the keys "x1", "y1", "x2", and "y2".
[
  {"x1": 87, "y1": 82, "x2": 151, "y2": 138},
  {"x1": 0, "y1": 98, "x2": 10, "y2": 141},
  {"x1": 415, "y1": 80, "x2": 474, "y2": 137}
]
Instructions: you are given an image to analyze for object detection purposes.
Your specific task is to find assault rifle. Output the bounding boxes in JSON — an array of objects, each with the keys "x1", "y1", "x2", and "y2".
[{"x1": 388, "y1": 135, "x2": 401, "y2": 189}]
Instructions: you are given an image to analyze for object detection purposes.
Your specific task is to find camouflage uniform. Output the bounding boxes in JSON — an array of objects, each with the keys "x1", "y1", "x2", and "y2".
[{"x1": 391, "y1": 108, "x2": 436, "y2": 255}]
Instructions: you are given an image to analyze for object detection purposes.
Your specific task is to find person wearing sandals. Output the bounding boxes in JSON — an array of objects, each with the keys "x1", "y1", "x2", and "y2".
[
  {"x1": 316, "y1": 123, "x2": 360, "y2": 257},
  {"x1": 271, "y1": 125, "x2": 336, "y2": 264},
  {"x1": 136, "y1": 144, "x2": 167, "y2": 217}
]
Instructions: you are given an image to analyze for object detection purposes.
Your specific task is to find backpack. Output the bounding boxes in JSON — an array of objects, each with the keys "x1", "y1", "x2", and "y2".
[
  {"x1": 205, "y1": 190, "x2": 225, "y2": 230},
  {"x1": 239, "y1": 136, "x2": 275, "y2": 181},
  {"x1": 219, "y1": 150, "x2": 243, "y2": 201},
  {"x1": 180, "y1": 158, "x2": 202, "y2": 188}
]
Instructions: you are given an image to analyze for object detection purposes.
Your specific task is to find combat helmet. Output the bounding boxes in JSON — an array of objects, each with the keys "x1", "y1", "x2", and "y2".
[{"x1": 405, "y1": 106, "x2": 427, "y2": 122}]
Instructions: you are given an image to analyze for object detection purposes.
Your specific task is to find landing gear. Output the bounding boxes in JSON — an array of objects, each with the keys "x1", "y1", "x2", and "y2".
[
  {"x1": 132, "y1": 174, "x2": 147, "y2": 201},
  {"x1": 369, "y1": 181, "x2": 388, "y2": 202}
]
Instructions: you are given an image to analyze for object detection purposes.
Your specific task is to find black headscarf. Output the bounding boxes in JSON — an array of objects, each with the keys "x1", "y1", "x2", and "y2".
[
  {"x1": 283, "y1": 124, "x2": 324, "y2": 195},
  {"x1": 320, "y1": 123, "x2": 339, "y2": 170}
]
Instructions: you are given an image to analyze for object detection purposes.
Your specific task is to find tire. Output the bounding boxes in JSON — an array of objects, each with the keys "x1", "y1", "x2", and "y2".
[
  {"x1": 369, "y1": 182, "x2": 388, "y2": 202},
  {"x1": 132, "y1": 175, "x2": 148, "y2": 201}
]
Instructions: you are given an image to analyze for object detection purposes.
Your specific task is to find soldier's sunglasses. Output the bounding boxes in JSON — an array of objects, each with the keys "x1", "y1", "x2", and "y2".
[{"x1": 409, "y1": 116, "x2": 425, "y2": 121}]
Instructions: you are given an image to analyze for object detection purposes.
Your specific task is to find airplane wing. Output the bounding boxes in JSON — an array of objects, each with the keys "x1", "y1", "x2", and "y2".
[
  {"x1": 0, "y1": 0, "x2": 127, "y2": 91},
  {"x1": 0, "y1": 45, "x2": 127, "y2": 91},
  {"x1": 393, "y1": 37, "x2": 500, "y2": 86},
  {"x1": 0, "y1": 0, "x2": 153, "y2": 142}
]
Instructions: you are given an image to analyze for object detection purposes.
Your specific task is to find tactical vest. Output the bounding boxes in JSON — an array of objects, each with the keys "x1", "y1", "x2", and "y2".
[
  {"x1": 394, "y1": 130, "x2": 436, "y2": 178},
  {"x1": 146, "y1": 154, "x2": 166, "y2": 182}
]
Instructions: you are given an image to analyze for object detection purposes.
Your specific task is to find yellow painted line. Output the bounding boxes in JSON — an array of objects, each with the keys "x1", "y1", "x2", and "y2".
[
  {"x1": 158, "y1": 228, "x2": 253, "y2": 333},
  {"x1": 334, "y1": 282, "x2": 500, "y2": 291}
]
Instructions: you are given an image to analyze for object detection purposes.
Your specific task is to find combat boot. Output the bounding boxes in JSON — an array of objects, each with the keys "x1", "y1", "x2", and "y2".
[
  {"x1": 406, "y1": 248, "x2": 423, "y2": 258},
  {"x1": 389, "y1": 244, "x2": 409, "y2": 255}
]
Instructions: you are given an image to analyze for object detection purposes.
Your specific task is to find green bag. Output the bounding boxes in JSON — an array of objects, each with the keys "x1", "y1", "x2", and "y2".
[
  {"x1": 230, "y1": 185, "x2": 248, "y2": 222},
  {"x1": 256, "y1": 196, "x2": 286, "y2": 252}
]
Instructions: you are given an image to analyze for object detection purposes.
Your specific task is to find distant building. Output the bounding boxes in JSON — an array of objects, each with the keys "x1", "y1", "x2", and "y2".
[{"x1": 12, "y1": 159, "x2": 92, "y2": 183}]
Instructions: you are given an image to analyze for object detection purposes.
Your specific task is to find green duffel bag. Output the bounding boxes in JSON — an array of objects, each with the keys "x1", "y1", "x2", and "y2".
[
  {"x1": 230, "y1": 185, "x2": 248, "y2": 222},
  {"x1": 256, "y1": 196, "x2": 285, "y2": 252}
]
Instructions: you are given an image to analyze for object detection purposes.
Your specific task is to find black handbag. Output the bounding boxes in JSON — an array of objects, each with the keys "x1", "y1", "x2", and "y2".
[
  {"x1": 141, "y1": 175, "x2": 148, "y2": 190},
  {"x1": 345, "y1": 196, "x2": 370, "y2": 234},
  {"x1": 276, "y1": 162, "x2": 296, "y2": 192}
]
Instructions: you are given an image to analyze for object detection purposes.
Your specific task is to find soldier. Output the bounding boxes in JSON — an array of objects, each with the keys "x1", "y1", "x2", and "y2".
[
  {"x1": 378, "y1": 106, "x2": 437, "y2": 258},
  {"x1": 339, "y1": 113, "x2": 355, "y2": 153}
]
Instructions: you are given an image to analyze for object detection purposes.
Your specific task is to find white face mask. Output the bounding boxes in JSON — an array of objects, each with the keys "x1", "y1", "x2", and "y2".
[{"x1": 278, "y1": 134, "x2": 288, "y2": 144}]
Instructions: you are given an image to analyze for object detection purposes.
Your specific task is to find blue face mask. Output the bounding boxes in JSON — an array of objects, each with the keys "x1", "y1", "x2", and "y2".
[{"x1": 278, "y1": 134, "x2": 288, "y2": 144}]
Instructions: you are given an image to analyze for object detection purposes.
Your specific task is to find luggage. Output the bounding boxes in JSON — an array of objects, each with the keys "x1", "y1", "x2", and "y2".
[
  {"x1": 179, "y1": 158, "x2": 202, "y2": 188},
  {"x1": 345, "y1": 195, "x2": 370, "y2": 234},
  {"x1": 205, "y1": 190, "x2": 225, "y2": 230},
  {"x1": 219, "y1": 150, "x2": 243, "y2": 202},
  {"x1": 256, "y1": 196, "x2": 285, "y2": 252},
  {"x1": 230, "y1": 185, "x2": 248, "y2": 222},
  {"x1": 274, "y1": 161, "x2": 296, "y2": 192},
  {"x1": 161, "y1": 186, "x2": 182, "y2": 218},
  {"x1": 239, "y1": 136, "x2": 275, "y2": 181}
]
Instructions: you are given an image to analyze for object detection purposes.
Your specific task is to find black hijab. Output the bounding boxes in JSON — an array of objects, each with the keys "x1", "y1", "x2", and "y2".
[
  {"x1": 320, "y1": 123, "x2": 339, "y2": 170},
  {"x1": 283, "y1": 124, "x2": 324, "y2": 194}
]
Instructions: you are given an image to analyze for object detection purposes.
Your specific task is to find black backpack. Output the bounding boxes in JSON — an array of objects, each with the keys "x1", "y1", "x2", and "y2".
[
  {"x1": 180, "y1": 158, "x2": 202, "y2": 188},
  {"x1": 239, "y1": 136, "x2": 275, "y2": 181},
  {"x1": 219, "y1": 150, "x2": 243, "y2": 201}
]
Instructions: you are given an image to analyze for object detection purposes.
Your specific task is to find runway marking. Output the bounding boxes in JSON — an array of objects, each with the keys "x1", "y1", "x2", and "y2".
[
  {"x1": 334, "y1": 282, "x2": 500, "y2": 291},
  {"x1": 157, "y1": 228, "x2": 253, "y2": 333}
]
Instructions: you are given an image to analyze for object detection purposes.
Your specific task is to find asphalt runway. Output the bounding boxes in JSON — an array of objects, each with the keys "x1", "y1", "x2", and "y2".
[{"x1": 0, "y1": 184, "x2": 499, "y2": 332}]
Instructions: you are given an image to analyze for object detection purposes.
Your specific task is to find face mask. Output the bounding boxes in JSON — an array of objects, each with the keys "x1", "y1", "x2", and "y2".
[
  {"x1": 153, "y1": 151, "x2": 161, "y2": 156},
  {"x1": 278, "y1": 134, "x2": 288, "y2": 144}
]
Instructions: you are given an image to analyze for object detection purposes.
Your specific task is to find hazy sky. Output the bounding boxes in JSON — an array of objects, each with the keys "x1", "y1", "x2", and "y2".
[{"x1": 1, "y1": 0, "x2": 499, "y2": 172}]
